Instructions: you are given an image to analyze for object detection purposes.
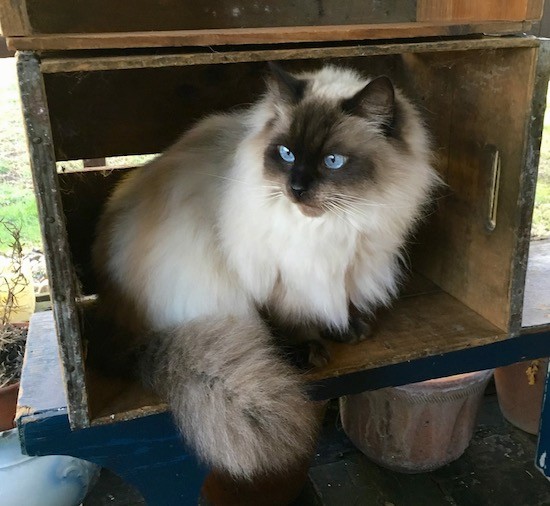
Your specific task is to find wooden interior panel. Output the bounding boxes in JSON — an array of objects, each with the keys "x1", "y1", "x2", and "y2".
[
  {"x1": 87, "y1": 367, "x2": 165, "y2": 424},
  {"x1": 45, "y1": 63, "x2": 267, "y2": 161},
  {"x1": 405, "y1": 48, "x2": 538, "y2": 331},
  {"x1": 43, "y1": 39, "x2": 537, "y2": 162},
  {"x1": 59, "y1": 167, "x2": 132, "y2": 294}
]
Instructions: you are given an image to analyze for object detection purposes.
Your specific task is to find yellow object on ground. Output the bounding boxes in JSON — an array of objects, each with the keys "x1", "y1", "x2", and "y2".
[{"x1": 0, "y1": 255, "x2": 35, "y2": 323}]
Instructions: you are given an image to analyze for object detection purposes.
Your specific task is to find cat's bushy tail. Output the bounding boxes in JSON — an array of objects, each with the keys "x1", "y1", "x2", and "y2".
[{"x1": 139, "y1": 316, "x2": 319, "y2": 479}]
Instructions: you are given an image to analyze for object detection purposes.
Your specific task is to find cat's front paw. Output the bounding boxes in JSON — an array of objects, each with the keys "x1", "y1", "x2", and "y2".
[
  {"x1": 307, "y1": 340, "x2": 330, "y2": 368},
  {"x1": 322, "y1": 316, "x2": 373, "y2": 344},
  {"x1": 284, "y1": 340, "x2": 330, "y2": 370}
]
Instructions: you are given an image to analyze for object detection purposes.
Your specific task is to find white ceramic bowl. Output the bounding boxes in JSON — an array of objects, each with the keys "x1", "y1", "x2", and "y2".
[{"x1": 0, "y1": 428, "x2": 100, "y2": 506}]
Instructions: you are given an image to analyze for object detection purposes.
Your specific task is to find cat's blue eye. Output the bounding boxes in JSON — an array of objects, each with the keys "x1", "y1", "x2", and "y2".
[
  {"x1": 278, "y1": 145, "x2": 295, "y2": 163},
  {"x1": 324, "y1": 154, "x2": 347, "y2": 170}
]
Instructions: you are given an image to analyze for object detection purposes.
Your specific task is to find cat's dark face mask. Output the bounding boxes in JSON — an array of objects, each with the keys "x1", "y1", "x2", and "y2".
[{"x1": 262, "y1": 63, "x2": 398, "y2": 218}]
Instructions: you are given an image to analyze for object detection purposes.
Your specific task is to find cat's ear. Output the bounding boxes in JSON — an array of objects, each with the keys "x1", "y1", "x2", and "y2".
[
  {"x1": 267, "y1": 62, "x2": 306, "y2": 104},
  {"x1": 342, "y1": 76, "x2": 395, "y2": 125}
]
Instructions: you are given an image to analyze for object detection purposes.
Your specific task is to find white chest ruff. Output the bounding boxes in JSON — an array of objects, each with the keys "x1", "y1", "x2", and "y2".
[{"x1": 221, "y1": 177, "x2": 358, "y2": 328}]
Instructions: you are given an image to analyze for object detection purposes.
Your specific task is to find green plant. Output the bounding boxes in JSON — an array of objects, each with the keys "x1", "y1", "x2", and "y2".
[
  {"x1": 0, "y1": 220, "x2": 29, "y2": 388},
  {"x1": 0, "y1": 220, "x2": 27, "y2": 326}
]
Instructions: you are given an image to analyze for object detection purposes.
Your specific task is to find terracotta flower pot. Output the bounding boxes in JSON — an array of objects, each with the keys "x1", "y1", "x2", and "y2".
[
  {"x1": 201, "y1": 400, "x2": 327, "y2": 506},
  {"x1": 494, "y1": 357, "x2": 548, "y2": 435},
  {"x1": 340, "y1": 370, "x2": 493, "y2": 473},
  {"x1": 202, "y1": 456, "x2": 312, "y2": 506},
  {"x1": 0, "y1": 382, "x2": 19, "y2": 432},
  {"x1": 0, "y1": 321, "x2": 28, "y2": 432}
]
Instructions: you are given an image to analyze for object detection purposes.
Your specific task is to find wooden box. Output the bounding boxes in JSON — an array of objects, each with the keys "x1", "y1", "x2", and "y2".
[
  {"x1": 1, "y1": 0, "x2": 545, "y2": 50},
  {"x1": 16, "y1": 35, "x2": 549, "y2": 429}
]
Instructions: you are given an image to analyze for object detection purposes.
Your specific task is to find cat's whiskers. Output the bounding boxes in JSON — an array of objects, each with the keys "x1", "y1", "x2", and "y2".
[
  {"x1": 330, "y1": 199, "x2": 366, "y2": 217},
  {"x1": 264, "y1": 192, "x2": 284, "y2": 203},
  {"x1": 333, "y1": 195, "x2": 436, "y2": 226},
  {"x1": 323, "y1": 201, "x2": 362, "y2": 233},
  {"x1": 331, "y1": 193, "x2": 411, "y2": 209},
  {"x1": 260, "y1": 189, "x2": 285, "y2": 208},
  {"x1": 329, "y1": 198, "x2": 374, "y2": 223}
]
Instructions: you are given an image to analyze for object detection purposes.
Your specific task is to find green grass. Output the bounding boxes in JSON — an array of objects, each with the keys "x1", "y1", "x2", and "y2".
[
  {"x1": 0, "y1": 58, "x2": 38, "y2": 253},
  {"x1": 0, "y1": 183, "x2": 41, "y2": 251}
]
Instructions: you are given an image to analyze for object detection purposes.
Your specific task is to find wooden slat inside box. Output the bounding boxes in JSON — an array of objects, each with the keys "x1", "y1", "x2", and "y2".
[{"x1": 34, "y1": 37, "x2": 543, "y2": 426}]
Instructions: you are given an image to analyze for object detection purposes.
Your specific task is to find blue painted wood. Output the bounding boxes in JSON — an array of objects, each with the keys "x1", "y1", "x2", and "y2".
[
  {"x1": 18, "y1": 409, "x2": 208, "y2": 505},
  {"x1": 536, "y1": 359, "x2": 550, "y2": 479},
  {"x1": 308, "y1": 329, "x2": 550, "y2": 400}
]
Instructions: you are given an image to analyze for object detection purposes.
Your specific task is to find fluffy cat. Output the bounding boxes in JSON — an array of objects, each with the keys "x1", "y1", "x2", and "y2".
[{"x1": 92, "y1": 63, "x2": 438, "y2": 479}]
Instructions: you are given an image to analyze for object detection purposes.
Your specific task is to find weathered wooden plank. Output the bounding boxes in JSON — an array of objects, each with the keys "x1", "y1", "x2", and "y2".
[
  {"x1": 86, "y1": 322, "x2": 550, "y2": 424},
  {"x1": 39, "y1": 36, "x2": 540, "y2": 74},
  {"x1": 6, "y1": 21, "x2": 532, "y2": 51},
  {"x1": 310, "y1": 328, "x2": 550, "y2": 400},
  {"x1": 17, "y1": 51, "x2": 90, "y2": 428},
  {"x1": 16, "y1": 311, "x2": 66, "y2": 420}
]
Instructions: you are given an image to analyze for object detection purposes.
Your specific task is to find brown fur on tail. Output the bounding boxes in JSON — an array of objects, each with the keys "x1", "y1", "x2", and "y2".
[{"x1": 139, "y1": 316, "x2": 319, "y2": 479}]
